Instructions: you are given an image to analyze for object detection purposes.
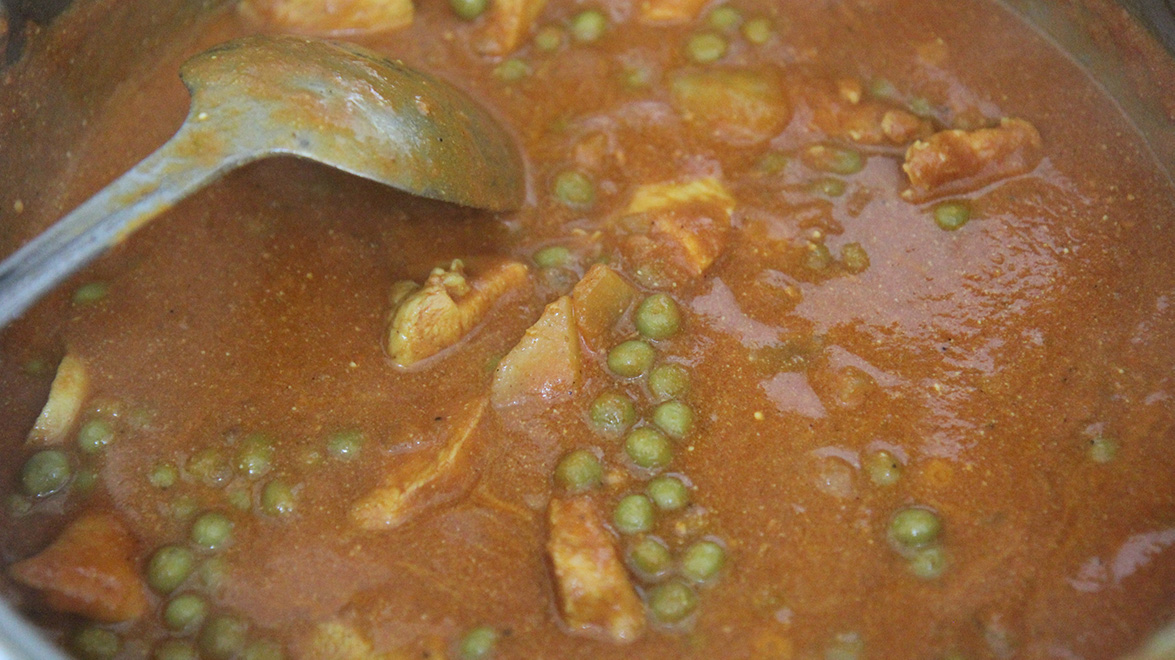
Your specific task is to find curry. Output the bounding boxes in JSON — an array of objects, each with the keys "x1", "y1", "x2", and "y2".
[{"x1": 1, "y1": 0, "x2": 1174, "y2": 658}]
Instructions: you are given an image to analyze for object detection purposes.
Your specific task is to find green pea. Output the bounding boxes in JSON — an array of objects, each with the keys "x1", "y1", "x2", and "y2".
[
  {"x1": 908, "y1": 545, "x2": 948, "y2": 580},
  {"x1": 163, "y1": 593, "x2": 208, "y2": 632},
  {"x1": 534, "y1": 25, "x2": 565, "y2": 51},
  {"x1": 588, "y1": 390, "x2": 637, "y2": 436},
  {"x1": 888, "y1": 507, "x2": 943, "y2": 550},
  {"x1": 648, "y1": 364, "x2": 690, "y2": 401},
  {"x1": 607, "y1": 340, "x2": 656, "y2": 377},
  {"x1": 191, "y1": 511, "x2": 234, "y2": 551},
  {"x1": 21, "y1": 450, "x2": 71, "y2": 497},
  {"x1": 243, "y1": 640, "x2": 285, "y2": 660},
  {"x1": 865, "y1": 450, "x2": 902, "y2": 487},
  {"x1": 449, "y1": 0, "x2": 487, "y2": 20},
  {"x1": 458, "y1": 626, "x2": 499, "y2": 660},
  {"x1": 627, "y1": 535, "x2": 672, "y2": 579},
  {"x1": 554, "y1": 449, "x2": 603, "y2": 493},
  {"x1": 72, "y1": 282, "x2": 109, "y2": 306},
  {"x1": 708, "y1": 5, "x2": 742, "y2": 31},
  {"x1": 825, "y1": 632, "x2": 865, "y2": 660},
  {"x1": 933, "y1": 201, "x2": 971, "y2": 231},
  {"x1": 681, "y1": 540, "x2": 727, "y2": 583},
  {"x1": 804, "y1": 144, "x2": 864, "y2": 175},
  {"x1": 149, "y1": 463, "x2": 178, "y2": 489},
  {"x1": 188, "y1": 448, "x2": 231, "y2": 487},
  {"x1": 841, "y1": 243, "x2": 870, "y2": 274},
  {"x1": 810, "y1": 177, "x2": 847, "y2": 198},
  {"x1": 534, "y1": 246, "x2": 572, "y2": 269},
  {"x1": 154, "y1": 640, "x2": 199, "y2": 660},
  {"x1": 198, "y1": 557, "x2": 229, "y2": 591},
  {"x1": 199, "y1": 615, "x2": 248, "y2": 660},
  {"x1": 646, "y1": 476, "x2": 690, "y2": 511},
  {"x1": 6, "y1": 494, "x2": 31, "y2": 517},
  {"x1": 686, "y1": 32, "x2": 727, "y2": 63},
  {"x1": 77, "y1": 418, "x2": 115, "y2": 454},
  {"x1": 757, "y1": 151, "x2": 790, "y2": 174},
  {"x1": 635, "y1": 294, "x2": 682, "y2": 340},
  {"x1": 493, "y1": 58, "x2": 530, "y2": 82},
  {"x1": 73, "y1": 468, "x2": 99, "y2": 496},
  {"x1": 742, "y1": 17, "x2": 773, "y2": 44},
  {"x1": 71, "y1": 626, "x2": 120, "y2": 660},
  {"x1": 647, "y1": 580, "x2": 698, "y2": 624},
  {"x1": 1088, "y1": 436, "x2": 1119, "y2": 463},
  {"x1": 869, "y1": 78, "x2": 899, "y2": 101},
  {"x1": 652, "y1": 400, "x2": 694, "y2": 439},
  {"x1": 147, "y1": 545, "x2": 196, "y2": 594},
  {"x1": 236, "y1": 434, "x2": 274, "y2": 478},
  {"x1": 625, "y1": 428, "x2": 673, "y2": 470},
  {"x1": 171, "y1": 495, "x2": 200, "y2": 521},
  {"x1": 805, "y1": 242, "x2": 834, "y2": 270},
  {"x1": 613, "y1": 494, "x2": 655, "y2": 534},
  {"x1": 553, "y1": 170, "x2": 595, "y2": 210},
  {"x1": 261, "y1": 480, "x2": 296, "y2": 517},
  {"x1": 227, "y1": 487, "x2": 252, "y2": 511},
  {"x1": 326, "y1": 429, "x2": 364, "y2": 461},
  {"x1": 570, "y1": 10, "x2": 607, "y2": 43},
  {"x1": 622, "y1": 64, "x2": 654, "y2": 89}
]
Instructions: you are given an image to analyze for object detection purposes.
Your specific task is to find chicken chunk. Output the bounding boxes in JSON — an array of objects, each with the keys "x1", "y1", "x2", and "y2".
[
  {"x1": 570, "y1": 264, "x2": 637, "y2": 351},
  {"x1": 350, "y1": 398, "x2": 488, "y2": 531},
  {"x1": 670, "y1": 69, "x2": 792, "y2": 146},
  {"x1": 801, "y1": 78, "x2": 933, "y2": 146},
  {"x1": 239, "y1": 0, "x2": 414, "y2": 36},
  {"x1": 8, "y1": 513, "x2": 147, "y2": 623},
  {"x1": 27, "y1": 353, "x2": 89, "y2": 447},
  {"x1": 902, "y1": 117, "x2": 1044, "y2": 200},
  {"x1": 491, "y1": 296, "x2": 581, "y2": 410},
  {"x1": 385, "y1": 259, "x2": 530, "y2": 368},
  {"x1": 474, "y1": 0, "x2": 548, "y2": 55},
  {"x1": 547, "y1": 497, "x2": 646, "y2": 643},
  {"x1": 619, "y1": 178, "x2": 735, "y2": 289},
  {"x1": 638, "y1": 0, "x2": 709, "y2": 24}
]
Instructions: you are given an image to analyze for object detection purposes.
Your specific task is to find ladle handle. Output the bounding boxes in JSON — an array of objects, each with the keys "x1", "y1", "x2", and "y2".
[{"x1": 0, "y1": 124, "x2": 255, "y2": 328}]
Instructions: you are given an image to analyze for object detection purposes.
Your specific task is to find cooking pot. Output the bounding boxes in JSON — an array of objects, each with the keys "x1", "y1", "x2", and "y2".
[{"x1": 0, "y1": 0, "x2": 1172, "y2": 657}]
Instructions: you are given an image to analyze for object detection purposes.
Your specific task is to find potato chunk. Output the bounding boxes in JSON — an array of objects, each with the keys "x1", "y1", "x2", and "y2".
[
  {"x1": 619, "y1": 178, "x2": 735, "y2": 289},
  {"x1": 547, "y1": 497, "x2": 646, "y2": 643},
  {"x1": 28, "y1": 353, "x2": 89, "y2": 447},
  {"x1": 474, "y1": 0, "x2": 548, "y2": 55},
  {"x1": 638, "y1": 0, "x2": 708, "y2": 24},
  {"x1": 670, "y1": 69, "x2": 791, "y2": 146},
  {"x1": 902, "y1": 118, "x2": 1044, "y2": 200},
  {"x1": 570, "y1": 264, "x2": 637, "y2": 351},
  {"x1": 239, "y1": 0, "x2": 414, "y2": 36},
  {"x1": 8, "y1": 513, "x2": 147, "y2": 623},
  {"x1": 351, "y1": 398, "x2": 488, "y2": 530},
  {"x1": 802, "y1": 79, "x2": 933, "y2": 146},
  {"x1": 491, "y1": 296, "x2": 581, "y2": 409},
  {"x1": 385, "y1": 259, "x2": 530, "y2": 368}
]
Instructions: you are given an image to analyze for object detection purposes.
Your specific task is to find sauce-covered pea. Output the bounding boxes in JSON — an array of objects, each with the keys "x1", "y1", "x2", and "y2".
[
  {"x1": 191, "y1": 511, "x2": 234, "y2": 551},
  {"x1": 613, "y1": 494, "x2": 655, "y2": 534},
  {"x1": 458, "y1": 626, "x2": 499, "y2": 660},
  {"x1": 199, "y1": 615, "x2": 248, "y2": 660},
  {"x1": 648, "y1": 364, "x2": 690, "y2": 401},
  {"x1": 627, "y1": 536, "x2": 672, "y2": 579},
  {"x1": 652, "y1": 400, "x2": 694, "y2": 439},
  {"x1": 607, "y1": 340, "x2": 656, "y2": 377},
  {"x1": 681, "y1": 540, "x2": 727, "y2": 583},
  {"x1": 72, "y1": 626, "x2": 120, "y2": 660},
  {"x1": 588, "y1": 390, "x2": 636, "y2": 436},
  {"x1": 147, "y1": 545, "x2": 196, "y2": 594},
  {"x1": 261, "y1": 481, "x2": 296, "y2": 517},
  {"x1": 76, "y1": 418, "x2": 114, "y2": 454},
  {"x1": 163, "y1": 593, "x2": 208, "y2": 632},
  {"x1": 21, "y1": 450, "x2": 71, "y2": 497},
  {"x1": 635, "y1": 293, "x2": 682, "y2": 340},
  {"x1": 625, "y1": 427, "x2": 673, "y2": 470},
  {"x1": 646, "y1": 475, "x2": 690, "y2": 511},
  {"x1": 647, "y1": 580, "x2": 698, "y2": 624},
  {"x1": 554, "y1": 449, "x2": 603, "y2": 493},
  {"x1": 888, "y1": 507, "x2": 943, "y2": 550}
]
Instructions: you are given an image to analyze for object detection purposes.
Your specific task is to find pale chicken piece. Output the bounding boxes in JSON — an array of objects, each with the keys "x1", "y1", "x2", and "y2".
[
  {"x1": 239, "y1": 0, "x2": 414, "y2": 36},
  {"x1": 619, "y1": 178, "x2": 736, "y2": 289},
  {"x1": 474, "y1": 0, "x2": 548, "y2": 55},
  {"x1": 547, "y1": 497, "x2": 646, "y2": 643},
  {"x1": 8, "y1": 513, "x2": 147, "y2": 623},
  {"x1": 638, "y1": 0, "x2": 709, "y2": 24},
  {"x1": 385, "y1": 259, "x2": 530, "y2": 368},
  {"x1": 351, "y1": 398, "x2": 488, "y2": 531},
  {"x1": 801, "y1": 78, "x2": 933, "y2": 146},
  {"x1": 570, "y1": 264, "x2": 637, "y2": 351},
  {"x1": 670, "y1": 69, "x2": 792, "y2": 147},
  {"x1": 902, "y1": 117, "x2": 1044, "y2": 200},
  {"x1": 301, "y1": 621, "x2": 384, "y2": 660},
  {"x1": 27, "y1": 353, "x2": 89, "y2": 447},
  {"x1": 490, "y1": 296, "x2": 581, "y2": 409}
]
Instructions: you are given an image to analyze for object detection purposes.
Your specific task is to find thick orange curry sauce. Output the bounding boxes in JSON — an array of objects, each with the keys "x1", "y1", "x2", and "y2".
[{"x1": 1, "y1": 0, "x2": 1174, "y2": 658}]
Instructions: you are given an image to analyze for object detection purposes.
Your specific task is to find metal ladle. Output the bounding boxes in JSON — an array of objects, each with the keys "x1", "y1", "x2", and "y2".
[{"x1": 0, "y1": 35, "x2": 525, "y2": 327}]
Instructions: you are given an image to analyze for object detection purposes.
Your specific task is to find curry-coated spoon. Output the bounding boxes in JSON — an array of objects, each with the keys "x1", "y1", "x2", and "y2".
[{"x1": 0, "y1": 35, "x2": 525, "y2": 328}]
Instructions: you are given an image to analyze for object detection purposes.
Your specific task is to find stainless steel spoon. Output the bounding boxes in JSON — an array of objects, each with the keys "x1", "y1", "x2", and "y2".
[{"x1": 0, "y1": 35, "x2": 525, "y2": 327}]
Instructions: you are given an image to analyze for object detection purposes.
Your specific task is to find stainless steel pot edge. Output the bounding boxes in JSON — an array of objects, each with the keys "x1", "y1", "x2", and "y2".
[{"x1": 0, "y1": 599, "x2": 69, "y2": 660}]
